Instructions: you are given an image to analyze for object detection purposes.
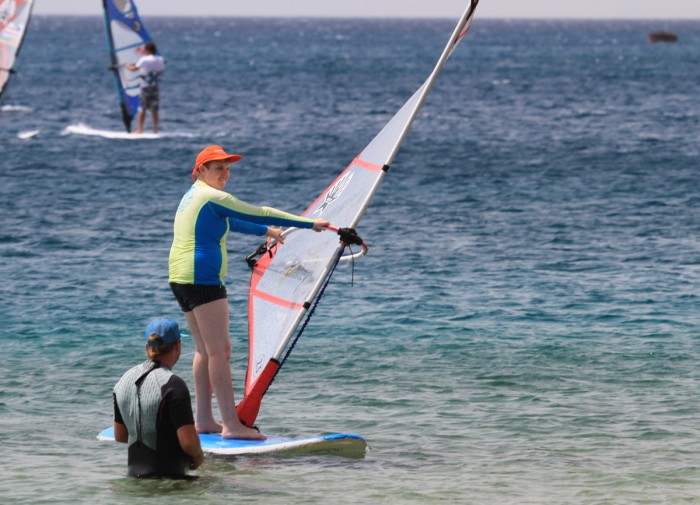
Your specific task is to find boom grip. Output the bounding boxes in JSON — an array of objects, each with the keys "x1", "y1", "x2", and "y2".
[{"x1": 337, "y1": 227, "x2": 364, "y2": 246}]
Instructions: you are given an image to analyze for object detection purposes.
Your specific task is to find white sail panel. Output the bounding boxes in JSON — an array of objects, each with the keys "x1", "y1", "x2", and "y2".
[
  {"x1": 247, "y1": 161, "x2": 381, "y2": 390},
  {"x1": 110, "y1": 19, "x2": 145, "y2": 98},
  {"x1": 244, "y1": 87, "x2": 431, "y2": 393},
  {"x1": 359, "y1": 84, "x2": 426, "y2": 168},
  {"x1": 0, "y1": 0, "x2": 34, "y2": 101},
  {"x1": 239, "y1": 0, "x2": 480, "y2": 427}
]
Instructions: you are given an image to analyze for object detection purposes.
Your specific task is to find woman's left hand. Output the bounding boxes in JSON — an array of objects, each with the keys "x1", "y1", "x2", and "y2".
[{"x1": 312, "y1": 219, "x2": 330, "y2": 232}]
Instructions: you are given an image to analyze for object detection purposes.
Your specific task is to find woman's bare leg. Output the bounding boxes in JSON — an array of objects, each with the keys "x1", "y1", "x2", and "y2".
[
  {"x1": 184, "y1": 310, "x2": 222, "y2": 434},
  {"x1": 191, "y1": 298, "x2": 265, "y2": 440}
]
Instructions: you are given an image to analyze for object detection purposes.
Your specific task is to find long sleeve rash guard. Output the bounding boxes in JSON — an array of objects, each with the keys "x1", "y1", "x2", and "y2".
[{"x1": 168, "y1": 180, "x2": 314, "y2": 285}]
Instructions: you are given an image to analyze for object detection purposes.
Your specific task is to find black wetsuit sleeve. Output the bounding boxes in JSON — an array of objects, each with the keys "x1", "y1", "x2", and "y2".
[
  {"x1": 113, "y1": 392, "x2": 124, "y2": 424},
  {"x1": 163, "y1": 375, "x2": 195, "y2": 430}
]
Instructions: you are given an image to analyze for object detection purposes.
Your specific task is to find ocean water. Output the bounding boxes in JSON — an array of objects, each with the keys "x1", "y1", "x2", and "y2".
[{"x1": 2, "y1": 14, "x2": 700, "y2": 504}]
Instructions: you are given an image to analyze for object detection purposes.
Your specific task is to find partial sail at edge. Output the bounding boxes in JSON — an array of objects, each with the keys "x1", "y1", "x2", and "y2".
[
  {"x1": 102, "y1": 0, "x2": 153, "y2": 132},
  {"x1": 237, "y1": 1, "x2": 480, "y2": 427},
  {"x1": 0, "y1": 0, "x2": 34, "y2": 102}
]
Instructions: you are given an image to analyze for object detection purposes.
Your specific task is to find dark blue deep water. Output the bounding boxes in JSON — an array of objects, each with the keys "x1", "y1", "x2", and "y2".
[{"x1": 2, "y1": 15, "x2": 700, "y2": 504}]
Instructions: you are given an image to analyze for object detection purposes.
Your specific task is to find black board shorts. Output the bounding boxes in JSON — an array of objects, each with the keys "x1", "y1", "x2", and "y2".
[
  {"x1": 170, "y1": 283, "x2": 227, "y2": 313},
  {"x1": 139, "y1": 86, "x2": 160, "y2": 111}
]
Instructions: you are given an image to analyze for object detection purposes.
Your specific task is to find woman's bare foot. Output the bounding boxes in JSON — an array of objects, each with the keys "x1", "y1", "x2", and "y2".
[
  {"x1": 221, "y1": 424, "x2": 266, "y2": 440},
  {"x1": 196, "y1": 420, "x2": 223, "y2": 434}
]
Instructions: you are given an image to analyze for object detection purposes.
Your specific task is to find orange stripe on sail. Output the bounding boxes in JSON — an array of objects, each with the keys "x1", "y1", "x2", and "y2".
[
  {"x1": 352, "y1": 156, "x2": 383, "y2": 172},
  {"x1": 252, "y1": 288, "x2": 304, "y2": 310}
]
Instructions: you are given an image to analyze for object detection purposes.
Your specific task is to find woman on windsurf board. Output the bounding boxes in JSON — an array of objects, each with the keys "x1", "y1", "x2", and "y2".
[
  {"x1": 113, "y1": 318, "x2": 205, "y2": 478},
  {"x1": 169, "y1": 145, "x2": 330, "y2": 440}
]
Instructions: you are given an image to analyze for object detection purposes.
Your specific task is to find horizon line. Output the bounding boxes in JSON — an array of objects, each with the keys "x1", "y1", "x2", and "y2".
[{"x1": 30, "y1": 13, "x2": 697, "y2": 21}]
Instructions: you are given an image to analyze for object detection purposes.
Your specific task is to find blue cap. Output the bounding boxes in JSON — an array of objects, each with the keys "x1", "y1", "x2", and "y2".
[{"x1": 144, "y1": 317, "x2": 182, "y2": 346}]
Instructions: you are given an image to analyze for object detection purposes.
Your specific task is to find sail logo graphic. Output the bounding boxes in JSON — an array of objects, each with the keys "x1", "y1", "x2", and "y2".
[
  {"x1": 0, "y1": 0, "x2": 17, "y2": 27},
  {"x1": 313, "y1": 172, "x2": 353, "y2": 215}
]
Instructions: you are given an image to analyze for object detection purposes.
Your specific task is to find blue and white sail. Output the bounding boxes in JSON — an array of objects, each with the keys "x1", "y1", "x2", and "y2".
[
  {"x1": 0, "y1": 0, "x2": 34, "y2": 102},
  {"x1": 237, "y1": 1, "x2": 480, "y2": 427},
  {"x1": 102, "y1": 0, "x2": 155, "y2": 132}
]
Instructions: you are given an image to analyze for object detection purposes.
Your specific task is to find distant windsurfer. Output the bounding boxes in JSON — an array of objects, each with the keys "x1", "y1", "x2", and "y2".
[
  {"x1": 168, "y1": 145, "x2": 330, "y2": 439},
  {"x1": 113, "y1": 318, "x2": 204, "y2": 478},
  {"x1": 125, "y1": 41, "x2": 164, "y2": 134}
]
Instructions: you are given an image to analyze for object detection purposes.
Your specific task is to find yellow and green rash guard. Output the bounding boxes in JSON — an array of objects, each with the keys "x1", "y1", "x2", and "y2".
[{"x1": 169, "y1": 180, "x2": 314, "y2": 285}]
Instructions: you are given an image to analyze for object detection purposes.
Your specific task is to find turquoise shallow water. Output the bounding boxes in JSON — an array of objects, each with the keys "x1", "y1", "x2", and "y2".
[{"x1": 2, "y1": 15, "x2": 700, "y2": 504}]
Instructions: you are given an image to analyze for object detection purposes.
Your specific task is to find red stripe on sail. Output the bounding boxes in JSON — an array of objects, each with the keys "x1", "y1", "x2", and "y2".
[
  {"x1": 251, "y1": 288, "x2": 304, "y2": 310},
  {"x1": 353, "y1": 156, "x2": 383, "y2": 172}
]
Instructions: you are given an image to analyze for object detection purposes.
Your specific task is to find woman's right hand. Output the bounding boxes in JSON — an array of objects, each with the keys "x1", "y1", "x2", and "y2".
[{"x1": 311, "y1": 219, "x2": 330, "y2": 232}]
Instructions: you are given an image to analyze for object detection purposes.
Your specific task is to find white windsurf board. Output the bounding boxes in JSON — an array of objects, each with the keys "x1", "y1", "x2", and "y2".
[
  {"x1": 1, "y1": 105, "x2": 32, "y2": 112},
  {"x1": 97, "y1": 426, "x2": 367, "y2": 458},
  {"x1": 63, "y1": 123, "x2": 161, "y2": 140},
  {"x1": 17, "y1": 129, "x2": 39, "y2": 139}
]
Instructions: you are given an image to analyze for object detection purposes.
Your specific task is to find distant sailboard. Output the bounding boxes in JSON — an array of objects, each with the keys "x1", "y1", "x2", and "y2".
[
  {"x1": 63, "y1": 123, "x2": 161, "y2": 140},
  {"x1": 0, "y1": 0, "x2": 34, "y2": 103},
  {"x1": 102, "y1": 0, "x2": 157, "y2": 132},
  {"x1": 17, "y1": 128, "x2": 38, "y2": 138},
  {"x1": 97, "y1": 426, "x2": 367, "y2": 458},
  {"x1": 0, "y1": 104, "x2": 30, "y2": 111},
  {"x1": 63, "y1": 123, "x2": 199, "y2": 140},
  {"x1": 236, "y1": 1, "x2": 480, "y2": 428}
]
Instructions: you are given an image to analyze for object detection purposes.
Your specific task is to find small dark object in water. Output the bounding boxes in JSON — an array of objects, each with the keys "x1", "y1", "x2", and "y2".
[{"x1": 647, "y1": 31, "x2": 678, "y2": 43}]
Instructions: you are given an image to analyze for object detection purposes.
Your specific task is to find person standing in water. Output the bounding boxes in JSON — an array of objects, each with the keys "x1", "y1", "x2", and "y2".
[
  {"x1": 126, "y1": 41, "x2": 165, "y2": 134},
  {"x1": 169, "y1": 145, "x2": 330, "y2": 439},
  {"x1": 113, "y1": 317, "x2": 204, "y2": 478}
]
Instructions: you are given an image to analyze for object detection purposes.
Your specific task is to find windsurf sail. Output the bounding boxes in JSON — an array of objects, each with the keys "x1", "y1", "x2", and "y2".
[
  {"x1": 0, "y1": 0, "x2": 34, "y2": 102},
  {"x1": 102, "y1": 0, "x2": 155, "y2": 132},
  {"x1": 237, "y1": 0, "x2": 480, "y2": 427}
]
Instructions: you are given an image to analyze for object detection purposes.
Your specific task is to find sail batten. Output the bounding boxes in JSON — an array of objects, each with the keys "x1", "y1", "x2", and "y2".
[
  {"x1": 238, "y1": 1, "x2": 480, "y2": 428},
  {"x1": 0, "y1": 0, "x2": 34, "y2": 102},
  {"x1": 115, "y1": 42, "x2": 146, "y2": 52}
]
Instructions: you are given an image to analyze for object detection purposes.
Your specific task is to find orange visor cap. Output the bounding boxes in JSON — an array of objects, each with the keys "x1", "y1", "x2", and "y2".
[{"x1": 192, "y1": 145, "x2": 242, "y2": 179}]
